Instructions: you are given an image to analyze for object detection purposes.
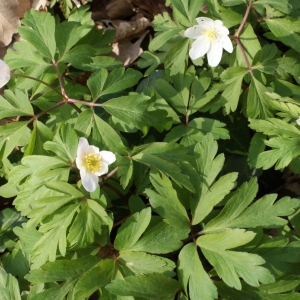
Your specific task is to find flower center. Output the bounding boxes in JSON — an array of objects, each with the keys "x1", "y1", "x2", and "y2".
[
  {"x1": 82, "y1": 153, "x2": 102, "y2": 174},
  {"x1": 203, "y1": 28, "x2": 219, "y2": 42}
]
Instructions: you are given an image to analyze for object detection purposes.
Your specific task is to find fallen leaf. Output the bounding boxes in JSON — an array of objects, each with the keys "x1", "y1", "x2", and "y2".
[
  {"x1": 131, "y1": 0, "x2": 172, "y2": 18},
  {"x1": 111, "y1": 30, "x2": 149, "y2": 66},
  {"x1": 106, "y1": 0, "x2": 133, "y2": 19},
  {"x1": 98, "y1": 13, "x2": 151, "y2": 42},
  {"x1": 0, "y1": 0, "x2": 31, "y2": 47}
]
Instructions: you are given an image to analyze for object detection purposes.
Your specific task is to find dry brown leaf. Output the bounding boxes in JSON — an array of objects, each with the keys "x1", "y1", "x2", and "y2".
[
  {"x1": 111, "y1": 30, "x2": 149, "y2": 66},
  {"x1": 91, "y1": 0, "x2": 110, "y2": 20},
  {"x1": 0, "y1": 0, "x2": 31, "y2": 48},
  {"x1": 98, "y1": 13, "x2": 151, "y2": 42},
  {"x1": 106, "y1": 0, "x2": 133, "y2": 19},
  {"x1": 131, "y1": 0, "x2": 172, "y2": 18}
]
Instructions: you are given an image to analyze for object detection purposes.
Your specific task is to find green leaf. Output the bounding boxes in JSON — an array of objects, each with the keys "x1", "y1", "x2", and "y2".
[
  {"x1": 5, "y1": 41, "x2": 50, "y2": 68},
  {"x1": 253, "y1": 237, "x2": 300, "y2": 277},
  {"x1": 257, "y1": 137, "x2": 300, "y2": 170},
  {"x1": 118, "y1": 251, "x2": 175, "y2": 276},
  {"x1": 92, "y1": 114, "x2": 126, "y2": 152},
  {"x1": 117, "y1": 156, "x2": 133, "y2": 189},
  {"x1": 31, "y1": 205, "x2": 79, "y2": 268},
  {"x1": 253, "y1": 0, "x2": 292, "y2": 14},
  {"x1": 178, "y1": 243, "x2": 218, "y2": 300},
  {"x1": 114, "y1": 208, "x2": 151, "y2": 251},
  {"x1": 106, "y1": 273, "x2": 180, "y2": 299},
  {"x1": 0, "y1": 208, "x2": 26, "y2": 252},
  {"x1": 165, "y1": 117, "x2": 229, "y2": 145},
  {"x1": 145, "y1": 170, "x2": 190, "y2": 229},
  {"x1": 149, "y1": 29, "x2": 182, "y2": 52},
  {"x1": 221, "y1": 67, "x2": 248, "y2": 113},
  {"x1": 44, "y1": 124, "x2": 78, "y2": 162},
  {"x1": 55, "y1": 21, "x2": 91, "y2": 59},
  {"x1": 155, "y1": 78, "x2": 188, "y2": 115},
  {"x1": 165, "y1": 38, "x2": 189, "y2": 76},
  {"x1": 0, "y1": 121, "x2": 30, "y2": 159},
  {"x1": 1, "y1": 241, "x2": 30, "y2": 291},
  {"x1": 265, "y1": 18, "x2": 300, "y2": 54},
  {"x1": 26, "y1": 256, "x2": 102, "y2": 299},
  {"x1": 191, "y1": 134, "x2": 237, "y2": 224},
  {"x1": 204, "y1": 177, "x2": 299, "y2": 231},
  {"x1": 87, "y1": 68, "x2": 143, "y2": 100},
  {"x1": 60, "y1": 44, "x2": 96, "y2": 66},
  {"x1": 249, "y1": 118, "x2": 300, "y2": 138},
  {"x1": 74, "y1": 109, "x2": 93, "y2": 137},
  {"x1": 19, "y1": 10, "x2": 56, "y2": 59},
  {"x1": 132, "y1": 145, "x2": 194, "y2": 192},
  {"x1": 227, "y1": 195, "x2": 300, "y2": 228},
  {"x1": 0, "y1": 267, "x2": 21, "y2": 300},
  {"x1": 248, "y1": 132, "x2": 265, "y2": 169},
  {"x1": 237, "y1": 23, "x2": 261, "y2": 66},
  {"x1": 246, "y1": 76, "x2": 274, "y2": 119},
  {"x1": 197, "y1": 229, "x2": 274, "y2": 289},
  {"x1": 68, "y1": 199, "x2": 108, "y2": 249},
  {"x1": 74, "y1": 259, "x2": 116, "y2": 299},
  {"x1": 128, "y1": 221, "x2": 189, "y2": 253},
  {"x1": 24, "y1": 120, "x2": 54, "y2": 156},
  {"x1": 204, "y1": 178, "x2": 258, "y2": 232},
  {"x1": 138, "y1": 51, "x2": 165, "y2": 76},
  {"x1": 102, "y1": 93, "x2": 169, "y2": 135},
  {"x1": 0, "y1": 89, "x2": 34, "y2": 119}
]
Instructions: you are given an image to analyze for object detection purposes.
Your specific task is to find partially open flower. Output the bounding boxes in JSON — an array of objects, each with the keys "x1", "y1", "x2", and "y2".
[
  {"x1": 184, "y1": 17, "x2": 233, "y2": 67},
  {"x1": 0, "y1": 59, "x2": 10, "y2": 88},
  {"x1": 76, "y1": 137, "x2": 116, "y2": 192}
]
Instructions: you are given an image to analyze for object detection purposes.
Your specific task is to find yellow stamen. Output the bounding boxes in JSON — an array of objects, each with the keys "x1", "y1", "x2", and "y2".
[
  {"x1": 82, "y1": 153, "x2": 102, "y2": 173},
  {"x1": 203, "y1": 28, "x2": 218, "y2": 42}
]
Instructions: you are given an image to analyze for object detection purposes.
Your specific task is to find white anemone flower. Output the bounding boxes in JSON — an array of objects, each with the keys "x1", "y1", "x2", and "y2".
[
  {"x1": 296, "y1": 117, "x2": 300, "y2": 126},
  {"x1": 76, "y1": 137, "x2": 116, "y2": 192},
  {"x1": 0, "y1": 59, "x2": 10, "y2": 88},
  {"x1": 184, "y1": 17, "x2": 233, "y2": 67}
]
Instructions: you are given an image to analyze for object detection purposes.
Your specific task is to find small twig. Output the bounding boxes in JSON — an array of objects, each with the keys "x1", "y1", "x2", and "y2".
[
  {"x1": 113, "y1": 215, "x2": 130, "y2": 228},
  {"x1": 52, "y1": 60, "x2": 67, "y2": 100},
  {"x1": 234, "y1": 37, "x2": 253, "y2": 76},
  {"x1": 12, "y1": 73, "x2": 64, "y2": 98},
  {"x1": 30, "y1": 100, "x2": 66, "y2": 121},
  {"x1": 68, "y1": 98, "x2": 102, "y2": 107},
  {"x1": 235, "y1": 0, "x2": 252, "y2": 38},
  {"x1": 232, "y1": 0, "x2": 254, "y2": 75}
]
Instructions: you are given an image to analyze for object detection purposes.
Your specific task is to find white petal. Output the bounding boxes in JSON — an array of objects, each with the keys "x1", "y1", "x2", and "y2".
[
  {"x1": 214, "y1": 20, "x2": 224, "y2": 27},
  {"x1": 76, "y1": 156, "x2": 83, "y2": 170},
  {"x1": 84, "y1": 145, "x2": 100, "y2": 155},
  {"x1": 217, "y1": 25, "x2": 230, "y2": 36},
  {"x1": 100, "y1": 151, "x2": 116, "y2": 165},
  {"x1": 196, "y1": 17, "x2": 214, "y2": 26},
  {"x1": 189, "y1": 35, "x2": 210, "y2": 60},
  {"x1": 297, "y1": 117, "x2": 300, "y2": 125},
  {"x1": 95, "y1": 162, "x2": 109, "y2": 176},
  {"x1": 0, "y1": 59, "x2": 10, "y2": 88},
  {"x1": 221, "y1": 35, "x2": 233, "y2": 53},
  {"x1": 77, "y1": 137, "x2": 89, "y2": 160},
  {"x1": 80, "y1": 169, "x2": 99, "y2": 192},
  {"x1": 184, "y1": 26, "x2": 204, "y2": 39},
  {"x1": 207, "y1": 43, "x2": 223, "y2": 67}
]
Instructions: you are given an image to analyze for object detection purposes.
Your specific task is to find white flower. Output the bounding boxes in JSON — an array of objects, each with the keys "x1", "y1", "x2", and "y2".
[
  {"x1": 76, "y1": 137, "x2": 116, "y2": 192},
  {"x1": 184, "y1": 17, "x2": 233, "y2": 67},
  {"x1": 0, "y1": 59, "x2": 10, "y2": 88},
  {"x1": 297, "y1": 117, "x2": 300, "y2": 126}
]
